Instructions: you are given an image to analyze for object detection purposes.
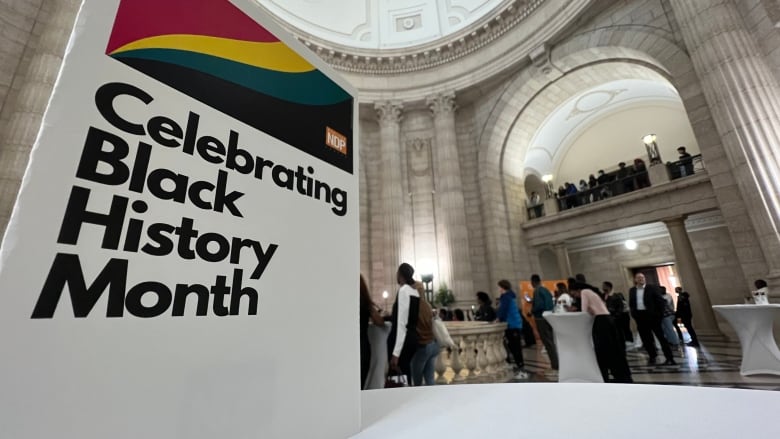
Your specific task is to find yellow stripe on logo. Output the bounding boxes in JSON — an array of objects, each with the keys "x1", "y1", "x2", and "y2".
[{"x1": 110, "y1": 34, "x2": 315, "y2": 73}]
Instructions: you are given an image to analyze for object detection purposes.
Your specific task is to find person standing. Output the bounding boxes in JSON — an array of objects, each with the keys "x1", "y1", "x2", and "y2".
[
  {"x1": 496, "y1": 279, "x2": 528, "y2": 379},
  {"x1": 674, "y1": 286, "x2": 700, "y2": 347},
  {"x1": 529, "y1": 191, "x2": 543, "y2": 218},
  {"x1": 360, "y1": 275, "x2": 385, "y2": 389},
  {"x1": 660, "y1": 286, "x2": 680, "y2": 348},
  {"x1": 530, "y1": 274, "x2": 558, "y2": 370},
  {"x1": 410, "y1": 282, "x2": 439, "y2": 386},
  {"x1": 603, "y1": 281, "x2": 633, "y2": 344},
  {"x1": 628, "y1": 273, "x2": 676, "y2": 366},
  {"x1": 388, "y1": 263, "x2": 421, "y2": 384},
  {"x1": 677, "y1": 146, "x2": 694, "y2": 177},
  {"x1": 569, "y1": 283, "x2": 633, "y2": 383},
  {"x1": 474, "y1": 291, "x2": 496, "y2": 321}
]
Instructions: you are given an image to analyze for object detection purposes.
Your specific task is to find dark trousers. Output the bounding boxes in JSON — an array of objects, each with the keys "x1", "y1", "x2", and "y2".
[
  {"x1": 521, "y1": 315, "x2": 536, "y2": 346},
  {"x1": 505, "y1": 328, "x2": 525, "y2": 369},
  {"x1": 615, "y1": 312, "x2": 633, "y2": 342},
  {"x1": 675, "y1": 317, "x2": 699, "y2": 345},
  {"x1": 633, "y1": 311, "x2": 673, "y2": 361},
  {"x1": 592, "y1": 315, "x2": 633, "y2": 383},
  {"x1": 535, "y1": 317, "x2": 559, "y2": 370},
  {"x1": 387, "y1": 336, "x2": 416, "y2": 384}
]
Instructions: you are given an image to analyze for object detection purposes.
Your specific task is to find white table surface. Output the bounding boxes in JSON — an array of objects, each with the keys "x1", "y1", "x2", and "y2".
[
  {"x1": 354, "y1": 384, "x2": 780, "y2": 438},
  {"x1": 713, "y1": 304, "x2": 780, "y2": 376},
  {"x1": 542, "y1": 311, "x2": 603, "y2": 383}
]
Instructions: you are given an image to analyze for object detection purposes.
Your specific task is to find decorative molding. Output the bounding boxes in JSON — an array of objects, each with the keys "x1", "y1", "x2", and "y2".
[
  {"x1": 375, "y1": 101, "x2": 404, "y2": 125},
  {"x1": 565, "y1": 211, "x2": 727, "y2": 253},
  {"x1": 407, "y1": 137, "x2": 433, "y2": 177},
  {"x1": 567, "y1": 88, "x2": 628, "y2": 120},
  {"x1": 427, "y1": 92, "x2": 457, "y2": 117},
  {"x1": 284, "y1": 0, "x2": 546, "y2": 74}
]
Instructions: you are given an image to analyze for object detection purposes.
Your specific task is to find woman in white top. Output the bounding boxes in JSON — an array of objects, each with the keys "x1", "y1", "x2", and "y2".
[{"x1": 387, "y1": 263, "x2": 421, "y2": 384}]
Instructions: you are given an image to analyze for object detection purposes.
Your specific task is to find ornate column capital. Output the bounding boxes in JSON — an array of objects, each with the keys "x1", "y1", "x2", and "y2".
[
  {"x1": 427, "y1": 92, "x2": 457, "y2": 117},
  {"x1": 375, "y1": 101, "x2": 403, "y2": 126}
]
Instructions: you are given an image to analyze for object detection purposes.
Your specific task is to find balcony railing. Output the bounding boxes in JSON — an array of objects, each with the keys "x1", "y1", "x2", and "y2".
[
  {"x1": 525, "y1": 154, "x2": 707, "y2": 221},
  {"x1": 434, "y1": 322, "x2": 513, "y2": 384},
  {"x1": 667, "y1": 154, "x2": 704, "y2": 180}
]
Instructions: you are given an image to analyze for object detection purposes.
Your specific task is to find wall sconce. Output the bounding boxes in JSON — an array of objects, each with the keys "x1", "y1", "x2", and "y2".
[
  {"x1": 421, "y1": 274, "x2": 434, "y2": 304},
  {"x1": 642, "y1": 133, "x2": 662, "y2": 165},
  {"x1": 542, "y1": 174, "x2": 554, "y2": 198},
  {"x1": 382, "y1": 290, "x2": 389, "y2": 312}
]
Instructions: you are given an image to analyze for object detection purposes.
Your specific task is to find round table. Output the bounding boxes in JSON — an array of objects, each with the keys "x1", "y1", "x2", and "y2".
[
  {"x1": 542, "y1": 311, "x2": 603, "y2": 383},
  {"x1": 713, "y1": 304, "x2": 780, "y2": 376}
]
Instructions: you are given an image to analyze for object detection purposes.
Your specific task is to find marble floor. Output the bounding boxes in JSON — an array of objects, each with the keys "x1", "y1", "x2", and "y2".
[{"x1": 516, "y1": 337, "x2": 780, "y2": 390}]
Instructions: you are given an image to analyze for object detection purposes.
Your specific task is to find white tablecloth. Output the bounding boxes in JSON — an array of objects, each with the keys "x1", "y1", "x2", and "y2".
[
  {"x1": 542, "y1": 311, "x2": 603, "y2": 383},
  {"x1": 713, "y1": 304, "x2": 780, "y2": 376},
  {"x1": 353, "y1": 384, "x2": 780, "y2": 438},
  {"x1": 364, "y1": 322, "x2": 391, "y2": 389}
]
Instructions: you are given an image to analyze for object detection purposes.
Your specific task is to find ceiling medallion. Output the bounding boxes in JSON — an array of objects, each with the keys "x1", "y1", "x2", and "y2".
[
  {"x1": 291, "y1": 0, "x2": 546, "y2": 75},
  {"x1": 567, "y1": 88, "x2": 628, "y2": 120}
]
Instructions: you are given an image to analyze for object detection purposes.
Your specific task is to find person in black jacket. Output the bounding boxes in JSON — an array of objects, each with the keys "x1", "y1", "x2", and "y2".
[
  {"x1": 474, "y1": 291, "x2": 496, "y2": 321},
  {"x1": 603, "y1": 281, "x2": 633, "y2": 343},
  {"x1": 628, "y1": 273, "x2": 676, "y2": 366},
  {"x1": 674, "y1": 287, "x2": 700, "y2": 347}
]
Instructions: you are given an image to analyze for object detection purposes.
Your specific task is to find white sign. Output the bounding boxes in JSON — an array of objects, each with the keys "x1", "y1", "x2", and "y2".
[{"x1": 0, "y1": 0, "x2": 359, "y2": 437}]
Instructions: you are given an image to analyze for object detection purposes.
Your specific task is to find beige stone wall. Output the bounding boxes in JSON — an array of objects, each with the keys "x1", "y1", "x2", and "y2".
[
  {"x1": 0, "y1": 0, "x2": 42, "y2": 116},
  {"x1": 568, "y1": 224, "x2": 748, "y2": 332},
  {"x1": 455, "y1": 102, "x2": 489, "y2": 296},
  {"x1": 738, "y1": 0, "x2": 780, "y2": 84}
]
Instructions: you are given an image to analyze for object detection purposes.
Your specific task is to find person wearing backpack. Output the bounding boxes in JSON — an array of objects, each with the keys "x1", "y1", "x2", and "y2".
[
  {"x1": 530, "y1": 274, "x2": 558, "y2": 371},
  {"x1": 410, "y1": 282, "x2": 439, "y2": 386}
]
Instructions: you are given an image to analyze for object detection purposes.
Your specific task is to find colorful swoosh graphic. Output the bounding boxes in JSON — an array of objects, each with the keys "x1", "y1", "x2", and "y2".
[{"x1": 106, "y1": 0, "x2": 353, "y2": 173}]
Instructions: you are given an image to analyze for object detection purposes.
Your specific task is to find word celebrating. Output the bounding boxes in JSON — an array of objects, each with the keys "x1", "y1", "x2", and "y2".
[{"x1": 31, "y1": 81, "x2": 360, "y2": 318}]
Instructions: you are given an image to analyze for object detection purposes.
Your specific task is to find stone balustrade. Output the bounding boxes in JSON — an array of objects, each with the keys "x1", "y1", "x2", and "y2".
[{"x1": 435, "y1": 322, "x2": 512, "y2": 384}]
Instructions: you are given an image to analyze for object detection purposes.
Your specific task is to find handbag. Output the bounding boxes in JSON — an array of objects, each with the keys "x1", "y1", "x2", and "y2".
[
  {"x1": 384, "y1": 372, "x2": 409, "y2": 388},
  {"x1": 432, "y1": 316, "x2": 456, "y2": 348}
]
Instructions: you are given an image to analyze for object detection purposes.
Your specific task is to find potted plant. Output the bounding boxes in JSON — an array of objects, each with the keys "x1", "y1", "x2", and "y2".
[{"x1": 435, "y1": 282, "x2": 455, "y2": 308}]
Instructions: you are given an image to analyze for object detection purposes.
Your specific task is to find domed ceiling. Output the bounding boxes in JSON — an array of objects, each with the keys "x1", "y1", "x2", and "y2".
[{"x1": 256, "y1": 0, "x2": 511, "y2": 51}]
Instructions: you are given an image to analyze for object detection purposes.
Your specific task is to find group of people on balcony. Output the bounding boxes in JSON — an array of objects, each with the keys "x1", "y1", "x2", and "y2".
[{"x1": 556, "y1": 158, "x2": 651, "y2": 210}]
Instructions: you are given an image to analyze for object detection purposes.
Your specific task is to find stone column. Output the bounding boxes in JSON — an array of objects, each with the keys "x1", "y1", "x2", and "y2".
[
  {"x1": 427, "y1": 92, "x2": 474, "y2": 301},
  {"x1": 663, "y1": 217, "x2": 720, "y2": 335},
  {"x1": 670, "y1": 0, "x2": 780, "y2": 285},
  {"x1": 375, "y1": 101, "x2": 407, "y2": 291},
  {"x1": 0, "y1": 0, "x2": 81, "y2": 238},
  {"x1": 552, "y1": 242, "x2": 572, "y2": 279}
]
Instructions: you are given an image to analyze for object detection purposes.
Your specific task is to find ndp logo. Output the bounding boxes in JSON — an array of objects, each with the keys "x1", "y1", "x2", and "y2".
[{"x1": 326, "y1": 127, "x2": 348, "y2": 155}]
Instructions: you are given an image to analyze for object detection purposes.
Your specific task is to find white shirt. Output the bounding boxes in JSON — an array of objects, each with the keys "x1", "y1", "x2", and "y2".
[
  {"x1": 555, "y1": 293, "x2": 572, "y2": 313},
  {"x1": 392, "y1": 284, "x2": 420, "y2": 357},
  {"x1": 636, "y1": 285, "x2": 646, "y2": 310}
]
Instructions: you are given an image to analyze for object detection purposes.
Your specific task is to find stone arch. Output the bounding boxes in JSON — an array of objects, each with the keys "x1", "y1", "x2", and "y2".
[{"x1": 474, "y1": 25, "x2": 724, "y2": 286}]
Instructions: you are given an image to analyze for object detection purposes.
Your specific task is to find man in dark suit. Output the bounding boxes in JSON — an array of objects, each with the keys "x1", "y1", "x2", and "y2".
[{"x1": 629, "y1": 273, "x2": 676, "y2": 365}]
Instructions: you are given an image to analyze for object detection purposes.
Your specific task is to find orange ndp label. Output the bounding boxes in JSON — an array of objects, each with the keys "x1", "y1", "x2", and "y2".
[{"x1": 325, "y1": 126, "x2": 348, "y2": 154}]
